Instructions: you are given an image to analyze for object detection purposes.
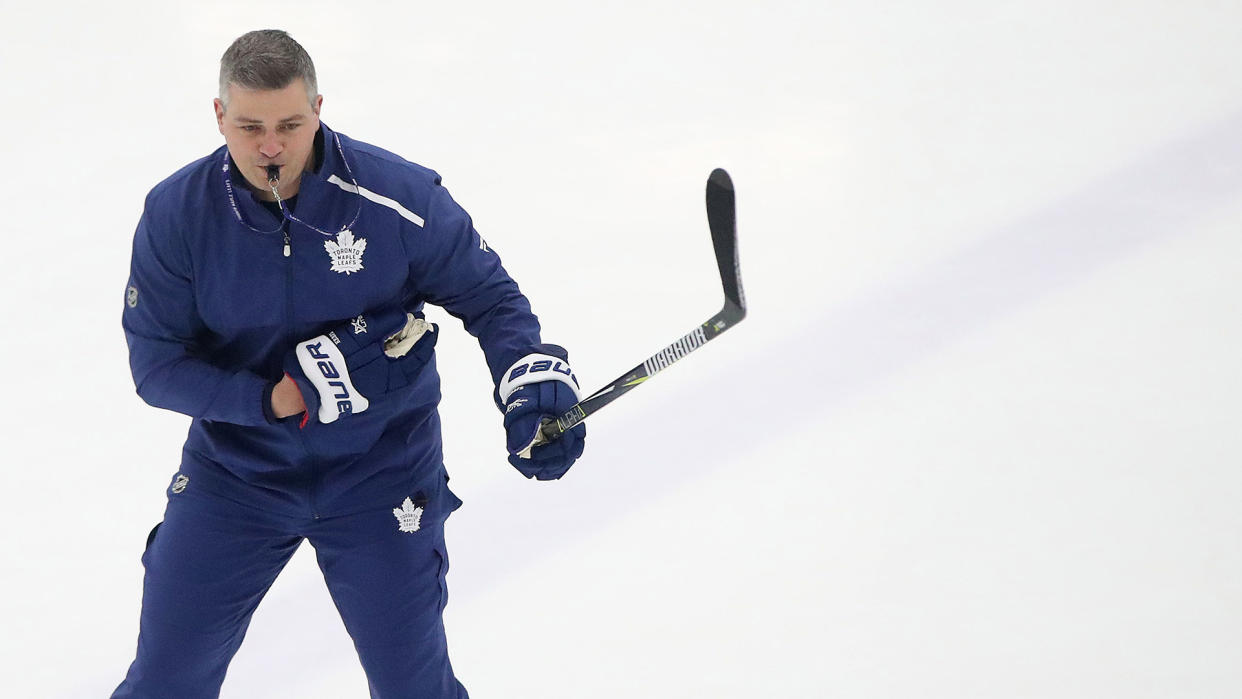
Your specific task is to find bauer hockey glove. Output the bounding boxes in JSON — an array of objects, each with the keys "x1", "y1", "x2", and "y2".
[
  {"x1": 284, "y1": 308, "x2": 438, "y2": 425},
  {"x1": 499, "y1": 345, "x2": 586, "y2": 480}
]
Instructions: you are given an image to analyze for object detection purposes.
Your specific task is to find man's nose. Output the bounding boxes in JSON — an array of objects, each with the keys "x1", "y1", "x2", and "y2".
[{"x1": 259, "y1": 135, "x2": 283, "y2": 159}]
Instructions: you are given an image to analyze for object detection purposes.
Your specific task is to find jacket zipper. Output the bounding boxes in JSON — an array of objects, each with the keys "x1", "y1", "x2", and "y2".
[{"x1": 281, "y1": 222, "x2": 321, "y2": 520}]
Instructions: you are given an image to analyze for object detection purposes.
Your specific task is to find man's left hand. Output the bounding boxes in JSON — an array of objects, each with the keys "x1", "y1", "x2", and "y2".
[{"x1": 500, "y1": 347, "x2": 586, "y2": 480}]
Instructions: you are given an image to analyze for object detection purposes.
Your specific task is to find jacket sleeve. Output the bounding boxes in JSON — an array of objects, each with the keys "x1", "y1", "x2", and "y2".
[
  {"x1": 121, "y1": 196, "x2": 272, "y2": 426},
  {"x1": 406, "y1": 182, "x2": 544, "y2": 390}
]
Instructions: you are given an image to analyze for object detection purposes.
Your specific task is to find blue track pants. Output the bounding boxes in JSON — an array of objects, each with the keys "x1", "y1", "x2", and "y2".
[{"x1": 111, "y1": 483, "x2": 468, "y2": 698}]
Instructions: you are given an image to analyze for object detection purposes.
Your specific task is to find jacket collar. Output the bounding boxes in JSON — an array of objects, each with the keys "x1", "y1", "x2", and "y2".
[{"x1": 223, "y1": 122, "x2": 359, "y2": 236}]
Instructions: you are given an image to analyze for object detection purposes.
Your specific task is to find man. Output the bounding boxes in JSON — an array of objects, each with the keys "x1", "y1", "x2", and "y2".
[{"x1": 113, "y1": 29, "x2": 585, "y2": 699}]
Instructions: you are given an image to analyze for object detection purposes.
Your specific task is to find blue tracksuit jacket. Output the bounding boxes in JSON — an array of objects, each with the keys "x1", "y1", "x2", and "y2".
[{"x1": 122, "y1": 122, "x2": 541, "y2": 519}]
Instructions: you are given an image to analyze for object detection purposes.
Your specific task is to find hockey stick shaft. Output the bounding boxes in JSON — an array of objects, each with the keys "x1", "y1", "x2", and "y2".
[
  {"x1": 532, "y1": 168, "x2": 745, "y2": 447},
  {"x1": 539, "y1": 302, "x2": 744, "y2": 441}
]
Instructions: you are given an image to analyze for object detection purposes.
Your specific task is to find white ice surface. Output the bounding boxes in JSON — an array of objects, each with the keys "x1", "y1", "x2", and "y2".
[{"x1": 2, "y1": 1, "x2": 1241, "y2": 697}]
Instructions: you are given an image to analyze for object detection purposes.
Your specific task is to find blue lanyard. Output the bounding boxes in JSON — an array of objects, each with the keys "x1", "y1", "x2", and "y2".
[{"x1": 221, "y1": 130, "x2": 363, "y2": 239}]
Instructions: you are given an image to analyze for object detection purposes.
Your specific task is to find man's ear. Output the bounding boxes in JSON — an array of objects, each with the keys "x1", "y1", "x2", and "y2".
[{"x1": 214, "y1": 98, "x2": 226, "y2": 134}]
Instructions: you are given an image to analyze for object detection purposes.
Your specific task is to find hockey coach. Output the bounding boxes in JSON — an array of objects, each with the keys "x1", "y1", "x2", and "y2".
[{"x1": 112, "y1": 29, "x2": 585, "y2": 698}]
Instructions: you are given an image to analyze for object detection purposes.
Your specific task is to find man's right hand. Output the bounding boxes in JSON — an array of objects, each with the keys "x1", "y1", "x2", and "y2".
[{"x1": 271, "y1": 374, "x2": 307, "y2": 419}]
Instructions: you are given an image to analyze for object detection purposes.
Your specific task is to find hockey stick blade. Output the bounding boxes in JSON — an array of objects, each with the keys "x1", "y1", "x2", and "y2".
[{"x1": 521, "y1": 168, "x2": 746, "y2": 455}]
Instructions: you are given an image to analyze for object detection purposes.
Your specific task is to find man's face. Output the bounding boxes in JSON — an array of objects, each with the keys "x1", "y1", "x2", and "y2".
[{"x1": 214, "y1": 80, "x2": 322, "y2": 200}]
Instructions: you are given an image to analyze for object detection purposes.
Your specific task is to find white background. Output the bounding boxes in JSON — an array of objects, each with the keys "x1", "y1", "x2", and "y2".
[{"x1": 2, "y1": 1, "x2": 1241, "y2": 697}]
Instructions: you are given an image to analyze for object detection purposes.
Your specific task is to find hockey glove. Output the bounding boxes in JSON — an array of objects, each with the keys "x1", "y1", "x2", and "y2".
[
  {"x1": 285, "y1": 308, "x2": 438, "y2": 425},
  {"x1": 499, "y1": 345, "x2": 586, "y2": 480}
]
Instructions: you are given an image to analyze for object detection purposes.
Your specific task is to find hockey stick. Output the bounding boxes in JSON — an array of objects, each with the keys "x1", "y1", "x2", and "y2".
[{"x1": 530, "y1": 168, "x2": 747, "y2": 448}]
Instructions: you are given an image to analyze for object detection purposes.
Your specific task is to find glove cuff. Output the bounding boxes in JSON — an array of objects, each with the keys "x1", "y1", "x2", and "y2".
[
  {"x1": 498, "y1": 352, "x2": 581, "y2": 404},
  {"x1": 291, "y1": 334, "x2": 370, "y2": 424}
]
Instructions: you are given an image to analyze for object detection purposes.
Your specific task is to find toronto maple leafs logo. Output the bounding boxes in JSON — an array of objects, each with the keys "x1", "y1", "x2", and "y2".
[
  {"x1": 325, "y1": 230, "x2": 366, "y2": 275},
  {"x1": 392, "y1": 497, "x2": 424, "y2": 533}
]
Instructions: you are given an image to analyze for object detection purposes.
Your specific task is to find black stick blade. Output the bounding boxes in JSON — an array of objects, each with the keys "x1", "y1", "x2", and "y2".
[
  {"x1": 535, "y1": 168, "x2": 749, "y2": 444},
  {"x1": 706, "y1": 168, "x2": 745, "y2": 313}
]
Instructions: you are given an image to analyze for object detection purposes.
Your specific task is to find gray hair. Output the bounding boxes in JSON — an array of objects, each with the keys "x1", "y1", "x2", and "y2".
[{"x1": 218, "y1": 30, "x2": 318, "y2": 110}]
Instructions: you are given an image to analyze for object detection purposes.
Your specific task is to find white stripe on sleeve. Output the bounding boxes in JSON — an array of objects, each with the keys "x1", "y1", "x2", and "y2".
[{"x1": 328, "y1": 174, "x2": 425, "y2": 227}]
